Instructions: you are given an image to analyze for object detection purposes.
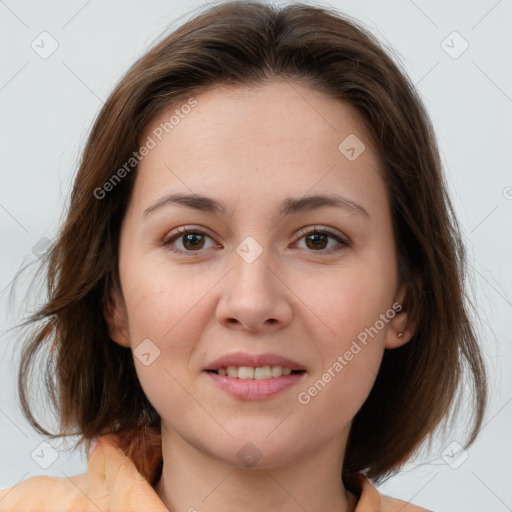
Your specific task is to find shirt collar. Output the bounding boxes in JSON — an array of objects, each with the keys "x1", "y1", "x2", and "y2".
[{"x1": 86, "y1": 430, "x2": 382, "y2": 511}]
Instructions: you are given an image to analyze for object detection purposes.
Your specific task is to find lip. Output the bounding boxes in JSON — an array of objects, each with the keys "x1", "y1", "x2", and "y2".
[
  {"x1": 204, "y1": 351, "x2": 306, "y2": 371},
  {"x1": 205, "y1": 371, "x2": 307, "y2": 400}
]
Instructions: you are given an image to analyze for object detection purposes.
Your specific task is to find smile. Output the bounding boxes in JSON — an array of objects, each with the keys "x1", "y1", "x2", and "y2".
[
  {"x1": 208, "y1": 365, "x2": 304, "y2": 379},
  {"x1": 204, "y1": 368, "x2": 306, "y2": 400}
]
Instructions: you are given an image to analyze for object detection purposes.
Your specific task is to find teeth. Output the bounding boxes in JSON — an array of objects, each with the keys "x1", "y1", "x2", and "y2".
[
  {"x1": 271, "y1": 366, "x2": 282, "y2": 377},
  {"x1": 217, "y1": 365, "x2": 297, "y2": 379},
  {"x1": 238, "y1": 366, "x2": 254, "y2": 379},
  {"x1": 254, "y1": 366, "x2": 271, "y2": 379},
  {"x1": 227, "y1": 366, "x2": 238, "y2": 378}
]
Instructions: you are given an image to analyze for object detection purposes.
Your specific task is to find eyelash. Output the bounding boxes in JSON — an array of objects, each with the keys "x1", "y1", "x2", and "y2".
[{"x1": 162, "y1": 225, "x2": 350, "y2": 256}]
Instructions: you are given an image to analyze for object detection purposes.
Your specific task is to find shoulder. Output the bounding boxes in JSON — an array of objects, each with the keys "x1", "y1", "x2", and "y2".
[
  {"x1": 379, "y1": 493, "x2": 432, "y2": 512},
  {"x1": 0, "y1": 431, "x2": 164, "y2": 512},
  {"x1": 348, "y1": 473, "x2": 432, "y2": 512},
  {"x1": 0, "y1": 473, "x2": 103, "y2": 511}
]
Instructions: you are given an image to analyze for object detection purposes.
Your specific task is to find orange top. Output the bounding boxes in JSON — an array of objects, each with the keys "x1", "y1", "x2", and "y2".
[{"x1": 0, "y1": 432, "x2": 430, "y2": 511}]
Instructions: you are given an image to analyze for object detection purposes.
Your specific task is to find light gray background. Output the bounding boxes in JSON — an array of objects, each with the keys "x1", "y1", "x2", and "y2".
[{"x1": 0, "y1": 1, "x2": 511, "y2": 511}]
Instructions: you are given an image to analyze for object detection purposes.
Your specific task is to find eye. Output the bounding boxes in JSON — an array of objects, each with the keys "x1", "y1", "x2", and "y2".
[
  {"x1": 294, "y1": 226, "x2": 349, "y2": 252},
  {"x1": 162, "y1": 225, "x2": 350, "y2": 255},
  {"x1": 163, "y1": 227, "x2": 217, "y2": 253}
]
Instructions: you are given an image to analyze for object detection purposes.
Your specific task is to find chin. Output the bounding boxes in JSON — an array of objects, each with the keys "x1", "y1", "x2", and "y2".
[{"x1": 208, "y1": 432, "x2": 303, "y2": 470}]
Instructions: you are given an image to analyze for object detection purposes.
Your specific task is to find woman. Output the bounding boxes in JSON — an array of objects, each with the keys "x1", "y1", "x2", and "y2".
[{"x1": 0, "y1": 1, "x2": 487, "y2": 511}]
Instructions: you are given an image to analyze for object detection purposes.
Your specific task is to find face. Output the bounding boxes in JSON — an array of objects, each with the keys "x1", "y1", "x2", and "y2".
[{"x1": 105, "y1": 80, "x2": 412, "y2": 469}]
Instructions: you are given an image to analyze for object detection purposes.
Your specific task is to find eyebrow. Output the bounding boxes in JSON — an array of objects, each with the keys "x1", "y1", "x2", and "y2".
[{"x1": 143, "y1": 192, "x2": 370, "y2": 218}]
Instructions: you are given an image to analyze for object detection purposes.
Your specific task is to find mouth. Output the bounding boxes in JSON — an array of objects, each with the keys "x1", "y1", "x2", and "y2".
[
  {"x1": 205, "y1": 366, "x2": 305, "y2": 379},
  {"x1": 204, "y1": 369, "x2": 306, "y2": 399},
  {"x1": 203, "y1": 352, "x2": 307, "y2": 399},
  {"x1": 204, "y1": 351, "x2": 306, "y2": 374}
]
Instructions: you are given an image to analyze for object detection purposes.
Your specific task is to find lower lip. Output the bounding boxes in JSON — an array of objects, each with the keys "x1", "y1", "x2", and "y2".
[{"x1": 204, "y1": 371, "x2": 306, "y2": 399}]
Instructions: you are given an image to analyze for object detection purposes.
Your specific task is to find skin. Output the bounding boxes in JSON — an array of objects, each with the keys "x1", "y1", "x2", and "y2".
[{"x1": 105, "y1": 79, "x2": 415, "y2": 512}]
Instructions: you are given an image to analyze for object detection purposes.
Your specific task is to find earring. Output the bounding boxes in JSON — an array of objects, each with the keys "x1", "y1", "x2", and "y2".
[{"x1": 397, "y1": 332, "x2": 404, "y2": 338}]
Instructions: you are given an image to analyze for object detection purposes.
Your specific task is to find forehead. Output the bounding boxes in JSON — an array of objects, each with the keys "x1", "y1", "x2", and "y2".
[
  {"x1": 132, "y1": 79, "x2": 386, "y2": 214},
  {"x1": 143, "y1": 79, "x2": 370, "y2": 152}
]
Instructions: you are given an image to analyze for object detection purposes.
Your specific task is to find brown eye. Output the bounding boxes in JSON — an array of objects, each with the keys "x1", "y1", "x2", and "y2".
[
  {"x1": 163, "y1": 226, "x2": 348, "y2": 255},
  {"x1": 295, "y1": 227, "x2": 349, "y2": 253},
  {"x1": 182, "y1": 232, "x2": 205, "y2": 250},
  {"x1": 304, "y1": 232, "x2": 329, "y2": 250},
  {"x1": 163, "y1": 227, "x2": 216, "y2": 253}
]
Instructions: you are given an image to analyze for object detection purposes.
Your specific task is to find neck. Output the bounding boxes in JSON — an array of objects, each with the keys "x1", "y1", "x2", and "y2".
[{"x1": 154, "y1": 425, "x2": 356, "y2": 512}]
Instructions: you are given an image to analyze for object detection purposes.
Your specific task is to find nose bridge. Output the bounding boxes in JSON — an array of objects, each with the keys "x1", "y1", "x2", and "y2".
[
  {"x1": 216, "y1": 235, "x2": 292, "y2": 330},
  {"x1": 231, "y1": 235, "x2": 277, "y2": 300}
]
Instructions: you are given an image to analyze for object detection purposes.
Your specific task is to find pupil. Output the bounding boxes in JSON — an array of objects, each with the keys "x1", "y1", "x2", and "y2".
[
  {"x1": 307, "y1": 233, "x2": 327, "y2": 250},
  {"x1": 184, "y1": 233, "x2": 204, "y2": 250}
]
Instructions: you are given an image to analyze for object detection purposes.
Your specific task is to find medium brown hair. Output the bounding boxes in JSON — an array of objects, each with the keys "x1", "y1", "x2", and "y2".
[{"x1": 15, "y1": 0, "x2": 487, "y2": 486}]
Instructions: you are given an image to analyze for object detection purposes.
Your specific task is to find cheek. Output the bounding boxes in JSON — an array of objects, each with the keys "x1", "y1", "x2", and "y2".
[
  {"x1": 294, "y1": 276, "x2": 389, "y2": 432},
  {"x1": 293, "y1": 260, "x2": 395, "y2": 407},
  {"x1": 121, "y1": 256, "x2": 216, "y2": 343},
  {"x1": 299, "y1": 259, "x2": 396, "y2": 345},
  {"x1": 119, "y1": 258, "x2": 216, "y2": 394}
]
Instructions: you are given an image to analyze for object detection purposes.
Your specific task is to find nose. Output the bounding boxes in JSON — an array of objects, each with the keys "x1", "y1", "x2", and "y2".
[{"x1": 215, "y1": 247, "x2": 293, "y2": 332}]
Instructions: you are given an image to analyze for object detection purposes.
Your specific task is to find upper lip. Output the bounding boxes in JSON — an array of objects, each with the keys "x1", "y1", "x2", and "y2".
[{"x1": 204, "y1": 352, "x2": 306, "y2": 371}]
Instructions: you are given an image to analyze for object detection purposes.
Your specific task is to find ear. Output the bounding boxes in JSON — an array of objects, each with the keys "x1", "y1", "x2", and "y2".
[
  {"x1": 384, "y1": 283, "x2": 416, "y2": 349},
  {"x1": 103, "y1": 285, "x2": 131, "y2": 348}
]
